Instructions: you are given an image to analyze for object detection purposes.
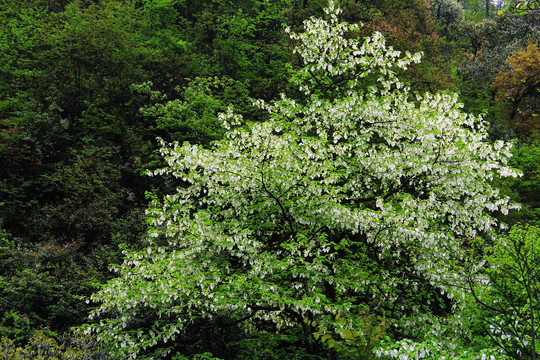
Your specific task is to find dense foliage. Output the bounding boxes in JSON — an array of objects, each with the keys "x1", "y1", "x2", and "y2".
[{"x1": 0, "y1": 0, "x2": 538, "y2": 359}]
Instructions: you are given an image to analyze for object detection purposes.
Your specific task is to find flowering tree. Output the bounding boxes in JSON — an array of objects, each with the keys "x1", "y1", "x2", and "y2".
[{"x1": 87, "y1": 2, "x2": 519, "y2": 358}]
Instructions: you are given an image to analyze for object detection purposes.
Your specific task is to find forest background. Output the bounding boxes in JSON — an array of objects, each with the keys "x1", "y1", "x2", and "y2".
[{"x1": 0, "y1": 0, "x2": 538, "y2": 359}]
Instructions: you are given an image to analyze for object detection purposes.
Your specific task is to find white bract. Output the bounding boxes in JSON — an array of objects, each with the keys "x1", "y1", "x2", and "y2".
[{"x1": 88, "y1": 2, "x2": 519, "y2": 358}]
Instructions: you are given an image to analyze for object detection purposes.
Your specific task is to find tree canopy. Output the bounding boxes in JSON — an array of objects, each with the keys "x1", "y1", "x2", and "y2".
[{"x1": 87, "y1": 3, "x2": 520, "y2": 358}]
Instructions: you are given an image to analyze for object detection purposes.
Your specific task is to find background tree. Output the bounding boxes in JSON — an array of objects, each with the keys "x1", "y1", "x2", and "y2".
[
  {"x1": 0, "y1": 0, "x2": 180, "y2": 343},
  {"x1": 470, "y1": 225, "x2": 540, "y2": 359},
  {"x1": 493, "y1": 43, "x2": 540, "y2": 138},
  {"x1": 505, "y1": 142, "x2": 540, "y2": 226}
]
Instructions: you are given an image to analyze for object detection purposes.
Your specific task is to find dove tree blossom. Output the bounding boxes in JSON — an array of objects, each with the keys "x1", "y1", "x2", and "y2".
[{"x1": 87, "y1": 2, "x2": 519, "y2": 358}]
